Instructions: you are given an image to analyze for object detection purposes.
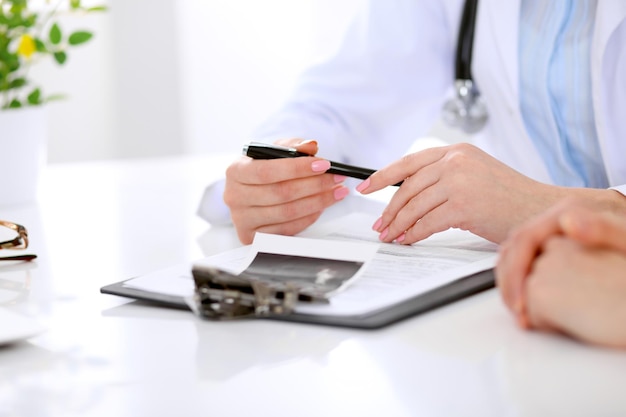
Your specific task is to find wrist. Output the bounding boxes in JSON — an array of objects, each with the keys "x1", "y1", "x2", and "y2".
[{"x1": 550, "y1": 186, "x2": 626, "y2": 215}]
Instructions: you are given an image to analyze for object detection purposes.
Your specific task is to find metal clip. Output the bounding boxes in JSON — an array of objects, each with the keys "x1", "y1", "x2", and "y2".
[{"x1": 191, "y1": 265, "x2": 326, "y2": 320}]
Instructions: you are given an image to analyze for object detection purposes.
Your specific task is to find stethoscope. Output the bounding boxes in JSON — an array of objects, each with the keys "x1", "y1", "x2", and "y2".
[{"x1": 441, "y1": 0, "x2": 488, "y2": 133}]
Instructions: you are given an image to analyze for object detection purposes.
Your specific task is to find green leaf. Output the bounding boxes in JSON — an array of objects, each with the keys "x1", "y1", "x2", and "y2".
[
  {"x1": 9, "y1": 78, "x2": 26, "y2": 88},
  {"x1": 68, "y1": 31, "x2": 93, "y2": 46},
  {"x1": 70, "y1": 0, "x2": 82, "y2": 9},
  {"x1": 34, "y1": 38, "x2": 47, "y2": 53},
  {"x1": 9, "y1": 98, "x2": 22, "y2": 108},
  {"x1": 87, "y1": 6, "x2": 108, "y2": 12},
  {"x1": 10, "y1": 0, "x2": 27, "y2": 14},
  {"x1": 27, "y1": 87, "x2": 41, "y2": 105},
  {"x1": 3, "y1": 53, "x2": 20, "y2": 72},
  {"x1": 53, "y1": 51, "x2": 67, "y2": 65},
  {"x1": 50, "y1": 23, "x2": 62, "y2": 45}
]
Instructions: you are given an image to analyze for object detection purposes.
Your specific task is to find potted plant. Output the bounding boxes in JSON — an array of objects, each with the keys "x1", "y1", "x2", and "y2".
[{"x1": 0, "y1": 0, "x2": 106, "y2": 206}]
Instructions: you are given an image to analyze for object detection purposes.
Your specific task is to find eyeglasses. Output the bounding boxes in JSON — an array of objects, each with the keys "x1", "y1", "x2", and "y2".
[{"x1": 0, "y1": 220, "x2": 37, "y2": 262}]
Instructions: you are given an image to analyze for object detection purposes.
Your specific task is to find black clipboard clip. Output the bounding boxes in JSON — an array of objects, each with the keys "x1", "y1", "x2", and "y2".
[{"x1": 191, "y1": 265, "x2": 328, "y2": 320}]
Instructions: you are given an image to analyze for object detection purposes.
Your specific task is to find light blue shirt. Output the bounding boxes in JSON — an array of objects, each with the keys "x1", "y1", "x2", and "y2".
[{"x1": 519, "y1": 0, "x2": 608, "y2": 188}]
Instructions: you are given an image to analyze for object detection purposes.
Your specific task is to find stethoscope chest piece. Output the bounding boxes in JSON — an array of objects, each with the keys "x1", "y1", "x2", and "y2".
[{"x1": 442, "y1": 79, "x2": 488, "y2": 134}]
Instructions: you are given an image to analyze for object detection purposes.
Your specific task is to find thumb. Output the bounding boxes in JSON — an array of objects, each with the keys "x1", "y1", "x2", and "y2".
[
  {"x1": 294, "y1": 139, "x2": 319, "y2": 156},
  {"x1": 274, "y1": 138, "x2": 319, "y2": 156},
  {"x1": 560, "y1": 209, "x2": 626, "y2": 254}
]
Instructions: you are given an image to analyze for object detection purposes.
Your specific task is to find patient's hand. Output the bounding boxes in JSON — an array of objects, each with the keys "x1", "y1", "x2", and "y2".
[
  {"x1": 524, "y1": 234, "x2": 626, "y2": 348},
  {"x1": 496, "y1": 199, "x2": 626, "y2": 348}
]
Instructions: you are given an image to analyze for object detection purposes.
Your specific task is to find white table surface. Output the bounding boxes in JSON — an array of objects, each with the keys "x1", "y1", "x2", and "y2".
[{"x1": 1, "y1": 154, "x2": 626, "y2": 417}]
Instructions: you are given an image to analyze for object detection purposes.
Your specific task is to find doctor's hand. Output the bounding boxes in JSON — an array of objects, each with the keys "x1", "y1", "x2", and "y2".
[
  {"x1": 223, "y1": 139, "x2": 349, "y2": 244},
  {"x1": 356, "y1": 143, "x2": 567, "y2": 245},
  {"x1": 496, "y1": 203, "x2": 626, "y2": 348}
]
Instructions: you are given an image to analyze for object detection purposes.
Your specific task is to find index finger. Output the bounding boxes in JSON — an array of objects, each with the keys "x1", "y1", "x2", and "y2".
[
  {"x1": 357, "y1": 147, "x2": 447, "y2": 194},
  {"x1": 229, "y1": 156, "x2": 333, "y2": 186},
  {"x1": 495, "y1": 204, "x2": 567, "y2": 314}
]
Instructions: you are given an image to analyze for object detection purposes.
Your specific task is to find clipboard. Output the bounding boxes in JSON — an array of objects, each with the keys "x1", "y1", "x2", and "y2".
[{"x1": 100, "y1": 268, "x2": 494, "y2": 329}]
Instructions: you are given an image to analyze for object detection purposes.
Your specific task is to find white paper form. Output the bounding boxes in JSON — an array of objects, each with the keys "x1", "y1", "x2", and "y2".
[
  {"x1": 123, "y1": 213, "x2": 498, "y2": 317},
  {"x1": 294, "y1": 213, "x2": 498, "y2": 316}
]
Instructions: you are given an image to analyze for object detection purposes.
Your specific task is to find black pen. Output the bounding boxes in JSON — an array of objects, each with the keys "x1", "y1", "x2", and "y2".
[{"x1": 243, "y1": 141, "x2": 403, "y2": 186}]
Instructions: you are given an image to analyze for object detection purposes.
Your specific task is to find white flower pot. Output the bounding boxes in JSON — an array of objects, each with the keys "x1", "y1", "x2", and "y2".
[{"x1": 0, "y1": 106, "x2": 47, "y2": 207}]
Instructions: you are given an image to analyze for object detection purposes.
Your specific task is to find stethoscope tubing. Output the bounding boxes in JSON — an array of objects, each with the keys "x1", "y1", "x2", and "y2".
[{"x1": 443, "y1": 0, "x2": 487, "y2": 133}]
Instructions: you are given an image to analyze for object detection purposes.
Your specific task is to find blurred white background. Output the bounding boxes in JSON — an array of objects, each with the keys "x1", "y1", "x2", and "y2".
[{"x1": 31, "y1": 0, "x2": 364, "y2": 163}]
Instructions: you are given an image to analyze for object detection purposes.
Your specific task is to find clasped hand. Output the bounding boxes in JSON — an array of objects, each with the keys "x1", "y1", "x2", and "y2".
[{"x1": 496, "y1": 198, "x2": 626, "y2": 348}]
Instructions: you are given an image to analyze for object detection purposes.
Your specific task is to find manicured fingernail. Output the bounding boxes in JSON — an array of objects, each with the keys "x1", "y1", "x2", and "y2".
[
  {"x1": 356, "y1": 178, "x2": 371, "y2": 193},
  {"x1": 379, "y1": 227, "x2": 389, "y2": 241},
  {"x1": 333, "y1": 187, "x2": 349, "y2": 200},
  {"x1": 300, "y1": 139, "x2": 318, "y2": 146},
  {"x1": 312, "y1": 160, "x2": 331, "y2": 172},
  {"x1": 334, "y1": 175, "x2": 347, "y2": 183},
  {"x1": 396, "y1": 233, "x2": 406, "y2": 243},
  {"x1": 372, "y1": 217, "x2": 383, "y2": 231}
]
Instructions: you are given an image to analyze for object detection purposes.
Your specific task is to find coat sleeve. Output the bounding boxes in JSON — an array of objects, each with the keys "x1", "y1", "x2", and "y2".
[{"x1": 610, "y1": 185, "x2": 626, "y2": 197}]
